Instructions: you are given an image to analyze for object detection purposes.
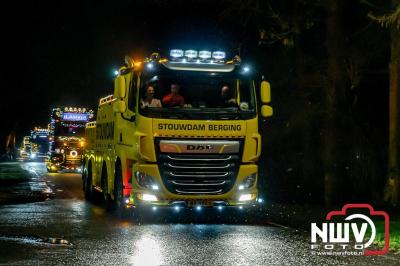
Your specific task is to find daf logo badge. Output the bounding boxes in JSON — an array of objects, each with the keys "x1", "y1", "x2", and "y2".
[
  {"x1": 187, "y1": 144, "x2": 213, "y2": 151},
  {"x1": 159, "y1": 140, "x2": 240, "y2": 154}
]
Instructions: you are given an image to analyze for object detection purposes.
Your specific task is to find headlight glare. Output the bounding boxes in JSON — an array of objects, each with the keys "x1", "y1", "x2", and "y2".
[
  {"x1": 135, "y1": 171, "x2": 159, "y2": 190},
  {"x1": 239, "y1": 173, "x2": 257, "y2": 190}
]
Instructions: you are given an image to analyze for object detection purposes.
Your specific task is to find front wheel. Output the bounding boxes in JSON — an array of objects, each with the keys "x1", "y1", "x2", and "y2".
[{"x1": 113, "y1": 163, "x2": 133, "y2": 218}]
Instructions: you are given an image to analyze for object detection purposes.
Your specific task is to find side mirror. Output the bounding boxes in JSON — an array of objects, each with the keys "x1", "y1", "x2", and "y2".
[
  {"x1": 113, "y1": 100, "x2": 127, "y2": 113},
  {"x1": 260, "y1": 81, "x2": 271, "y2": 104},
  {"x1": 261, "y1": 105, "x2": 273, "y2": 118},
  {"x1": 125, "y1": 56, "x2": 134, "y2": 68},
  {"x1": 114, "y1": 76, "x2": 126, "y2": 98}
]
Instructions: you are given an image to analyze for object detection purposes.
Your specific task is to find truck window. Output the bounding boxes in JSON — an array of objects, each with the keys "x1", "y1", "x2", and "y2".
[
  {"x1": 128, "y1": 74, "x2": 137, "y2": 111},
  {"x1": 139, "y1": 71, "x2": 256, "y2": 119}
]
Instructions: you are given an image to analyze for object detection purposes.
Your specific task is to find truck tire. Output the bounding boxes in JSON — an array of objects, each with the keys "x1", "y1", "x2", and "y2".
[
  {"x1": 113, "y1": 163, "x2": 123, "y2": 210},
  {"x1": 113, "y1": 162, "x2": 132, "y2": 218},
  {"x1": 101, "y1": 163, "x2": 113, "y2": 210},
  {"x1": 84, "y1": 162, "x2": 94, "y2": 201},
  {"x1": 82, "y1": 161, "x2": 87, "y2": 191}
]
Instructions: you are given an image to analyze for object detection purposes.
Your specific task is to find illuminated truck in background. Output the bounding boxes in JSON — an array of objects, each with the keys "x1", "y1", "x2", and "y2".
[
  {"x1": 18, "y1": 136, "x2": 32, "y2": 161},
  {"x1": 46, "y1": 107, "x2": 94, "y2": 173},
  {"x1": 83, "y1": 49, "x2": 273, "y2": 213},
  {"x1": 29, "y1": 127, "x2": 49, "y2": 161},
  {"x1": 19, "y1": 128, "x2": 49, "y2": 161}
]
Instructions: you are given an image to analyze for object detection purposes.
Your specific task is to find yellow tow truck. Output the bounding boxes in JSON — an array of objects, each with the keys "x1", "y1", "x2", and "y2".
[{"x1": 83, "y1": 49, "x2": 273, "y2": 213}]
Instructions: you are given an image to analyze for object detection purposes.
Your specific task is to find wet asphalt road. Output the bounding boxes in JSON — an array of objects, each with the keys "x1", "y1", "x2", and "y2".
[{"x1": 0, "y1": 162, "x2": 399, "y2": 265}]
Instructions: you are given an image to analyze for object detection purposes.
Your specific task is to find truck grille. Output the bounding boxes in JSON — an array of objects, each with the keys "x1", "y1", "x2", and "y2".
[
  {"x1": 156, "y1": 139, "x2": 242, "y2": 195},
  {"x1": 65, "y1": 155, "x2": 81, "y2": 165}
]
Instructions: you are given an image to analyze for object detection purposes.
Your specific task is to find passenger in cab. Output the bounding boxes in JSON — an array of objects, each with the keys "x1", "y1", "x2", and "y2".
[
  {"x1": 141, "y1": 85, "x2": 162, "y2": 108},
  {"x1": 219, "y1": 85, "x2": 237, "y2": 107},
  {"x1": 162, "y1": 83, "x2": 186, "y2": 107}
]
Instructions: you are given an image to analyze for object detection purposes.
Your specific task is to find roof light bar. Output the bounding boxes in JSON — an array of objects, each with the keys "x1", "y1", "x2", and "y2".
[
  {"x1": 167, "y1": 49, "x2": 232, "y2": 67},
  {"x1": 185, "y1": 50, "x2": 198, "y2": 58},
  {"x1": 199, "y1": 50, "x2": 211, "y2": 59},
  {"x1": 170, "y1": 49, "x2": 184, "y2": 58},
  {"x1": 212, "y1": 51, "x2": 226, "y2": 60}
]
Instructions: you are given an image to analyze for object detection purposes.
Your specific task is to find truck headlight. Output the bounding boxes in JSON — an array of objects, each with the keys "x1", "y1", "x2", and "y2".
[
  {"x1": 238, "y1": 173, "x2": 256, "y2": 190},
  {"x1": 239, "y1": 194, "x2": 255, "y2": 202},
  {"x1": 141, "y1": 194, "x2": 158, "y2": 202},
  {"x1": 239, "y1": 194, "x2": 257, "y2": 201},
  {"x1": 135, "y1": 171, "x2": 159, "y2": 190}
]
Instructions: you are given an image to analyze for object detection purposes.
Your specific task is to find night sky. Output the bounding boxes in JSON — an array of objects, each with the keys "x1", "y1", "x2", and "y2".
[
  {"x1": 1, "y1": 0, "x2": 241, "y2": 148},
  {"x1": 0, "y1": 0, "x2": 390, "y2": 156}
]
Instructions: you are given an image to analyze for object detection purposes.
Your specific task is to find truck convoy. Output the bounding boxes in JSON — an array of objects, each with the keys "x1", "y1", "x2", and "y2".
[
  {"x1": 19, "y1": 128, "x2": 49, "y2": 161},
  {"x1": 18, "y1": 136, "x2": 32, "y2": 161},
  {"x1": 83, "y1": 49, "x2": 273, "y2": 213},
  {"x1": 46, "y1": 107, "x2": 94, "y2": 172},
  {"x1": 29, "y1": 127, "x2": 49, "y2": 161}
]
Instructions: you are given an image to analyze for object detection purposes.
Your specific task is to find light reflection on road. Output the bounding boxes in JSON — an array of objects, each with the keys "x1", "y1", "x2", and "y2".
[
  {"x1": 0, "y1": 162, "x2": 398, "y2": 265},
  {"x1": 20, "y1": 161, "x2": 47, "y2": 174},
  {"x1": 129, "y1": 235, "x2": 164, "y2": 266}
]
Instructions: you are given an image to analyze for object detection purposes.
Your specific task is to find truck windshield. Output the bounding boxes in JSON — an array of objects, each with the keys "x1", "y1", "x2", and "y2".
[
  {"x1": 54, "y1": 125, "x2": 85, "y2": 136},
  {"x1": 138, "y1": 71, "x2": 256, "y2": 120}
]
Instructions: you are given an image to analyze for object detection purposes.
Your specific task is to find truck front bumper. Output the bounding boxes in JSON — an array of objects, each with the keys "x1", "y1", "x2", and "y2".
[{"x1": 125, "y1": 163, "x2": 260, "y2": 208}]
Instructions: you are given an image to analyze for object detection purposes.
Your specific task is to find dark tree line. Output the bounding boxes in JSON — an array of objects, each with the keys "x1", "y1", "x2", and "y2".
[{"x1": 220, "y1": 0, "x2": 400, "y2": 208}]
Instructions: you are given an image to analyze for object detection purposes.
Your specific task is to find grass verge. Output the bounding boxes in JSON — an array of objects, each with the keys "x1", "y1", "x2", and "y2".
[
  {"x1": 374, "y1": 220, "x2": 400, "y2": 253},
  {"x1": 0, "y1": 163, "x2": 31, "y2": 182}
]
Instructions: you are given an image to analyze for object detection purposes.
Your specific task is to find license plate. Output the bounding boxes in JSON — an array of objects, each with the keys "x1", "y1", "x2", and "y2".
[{"x1": 186, "y1": 200, "x2": 213, "y2": 207}]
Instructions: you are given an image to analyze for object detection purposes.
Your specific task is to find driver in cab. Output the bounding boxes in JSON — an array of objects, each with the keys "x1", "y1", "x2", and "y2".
[{"x1": 162, "y1": 83, "x2": 186, "y2": 107}]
